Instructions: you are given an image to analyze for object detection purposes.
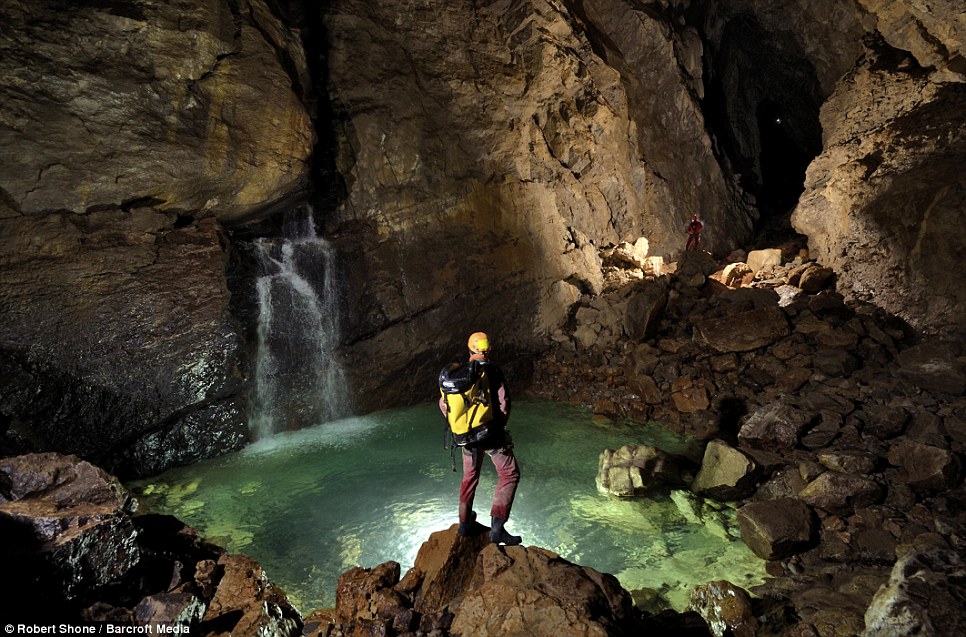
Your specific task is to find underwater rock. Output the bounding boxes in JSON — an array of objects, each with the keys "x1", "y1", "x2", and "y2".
[
  {"x1": 799, "y1": 472, "x2": 885, "y2": 515},
  {"x1": 596, "y1": 444, "x2": 694, "y2": 496}
]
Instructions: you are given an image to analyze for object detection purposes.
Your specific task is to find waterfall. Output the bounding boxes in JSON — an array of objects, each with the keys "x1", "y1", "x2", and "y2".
[{"x1": 249, "y1": 207, "x2": 351, "y2": 440}]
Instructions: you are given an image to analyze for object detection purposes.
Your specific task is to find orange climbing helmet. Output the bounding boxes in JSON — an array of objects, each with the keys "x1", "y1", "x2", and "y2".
[{"x1": 467, "y1": 331, "x2": 490, "y2": 354}]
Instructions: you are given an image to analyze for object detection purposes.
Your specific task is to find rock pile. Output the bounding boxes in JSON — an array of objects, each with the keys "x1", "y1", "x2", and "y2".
[
  {"x1": 528, "y1": 248, "x2": 966, "y2": 635},
  {"x1": 0, "y1": 453, "x2": 301, "y2": 636}
]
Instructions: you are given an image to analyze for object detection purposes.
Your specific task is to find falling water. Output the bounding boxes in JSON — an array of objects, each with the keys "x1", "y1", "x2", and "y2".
[{"x1": 249, "y1": 208, "x2": 351, "y2": 439}]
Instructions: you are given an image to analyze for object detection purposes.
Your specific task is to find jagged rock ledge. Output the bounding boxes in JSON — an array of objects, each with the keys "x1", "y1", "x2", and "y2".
[{"x1": 0, "y1": 452, "x2": 706, "y2": 635}]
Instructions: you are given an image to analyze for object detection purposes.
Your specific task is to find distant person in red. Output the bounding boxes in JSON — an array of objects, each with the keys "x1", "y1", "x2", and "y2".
[{"x1": 686, "y1": 214, "x2": 703, "y2": 251}]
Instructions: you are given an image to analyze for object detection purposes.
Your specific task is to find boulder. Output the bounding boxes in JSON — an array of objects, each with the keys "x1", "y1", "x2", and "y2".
[
  {"x1": 693, "y1": 306, "x2": 791, "y2": 353},
  {"x1": 624, "y1": 280, "x2": 670, "y2": 342},
  {"x1": 0, "y1": 453, "x2": 139, "y2": 600},
  {"x1": 738, "y1": 402, "x2": 815, "y2": 452},
  {"x1": 407, "y1": 523, "x2": 490, "y2": 616},
  {"x1": 326, "y1": 525, "x2": 642, "y2": 637},
  {"x1": 720, "y1": 262, "x2": 754, "y2": 288},
  {"x1": 746, "y1": 249, "x2": 782, "y2": 274},
  {"x1": 862, "y1": 534, "x2": 966, "y2": 637},
  {"x1": 817, "y1": 449, "x2": 879, "y2": 475},
  {"x1": 0, "y1": 452, "x2": 302, "y2": 633},
  {"x1": 799, "y1": 472, "x2": 885, "y2": 515},
  {"x1": 692, "y1": 440, "x2": 760, "y2": 500},
  {"x1": 688, "y1": 580, "x2": 759, "y2": 637},
  {"x1": 203, "y1": 553, "x2": 302, "y2": 637},
  {"x1": 671, "y1": 376, "x2": 711, "y2": 413},
  {"x1": 736, "y1": 498, "x2": 817, "y2": 561},
  {"x1": 596, "y1": 445, "x2": 694, "y2": 496},
  {"x1": 886, "y1": 439, "x2": 962, "y2": 491},
  {"x1": 896, "y1": 342, "x2": 966, "y2": 396},
  {"x1": 798, "y1": 265, "x2": 836, "y2": 292},
  {"x1": 450, "y1": 544, "x2": 636, "y2": 637}
]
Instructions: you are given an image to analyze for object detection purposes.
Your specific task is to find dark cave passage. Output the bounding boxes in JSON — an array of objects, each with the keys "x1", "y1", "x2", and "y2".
[{"x1": 689, "y1": 6, "x2": 825, "y2": 241}]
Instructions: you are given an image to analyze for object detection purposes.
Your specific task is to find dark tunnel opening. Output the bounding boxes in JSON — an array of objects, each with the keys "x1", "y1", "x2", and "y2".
[
  {"x1": 756, "y1": 98, "x2": 815, "y2": 215},
  {"x1": 690, "y1": 8, "x2": 825, "y2": 242}
]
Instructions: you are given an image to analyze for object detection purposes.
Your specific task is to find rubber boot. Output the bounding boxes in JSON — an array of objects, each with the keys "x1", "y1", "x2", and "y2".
[
  {"x1": 458, "y1": 511, "x2": 478, "y2": 537},
  {"x1": 489, "y1": 516, "x2": 522, "y2": 545}
]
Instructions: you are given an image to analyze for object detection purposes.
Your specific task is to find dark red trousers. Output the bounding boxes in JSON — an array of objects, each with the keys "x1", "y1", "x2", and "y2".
[{"x1": 459, "y1": 446, "x2": 520, "y2": 522}]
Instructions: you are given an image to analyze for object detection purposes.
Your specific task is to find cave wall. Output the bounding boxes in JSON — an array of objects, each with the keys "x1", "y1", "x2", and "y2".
[
  {"x1": 322, "y1": 0, "x2": 754, "y2": 409},
  {"x1": 791, "y1": 2, "x2": 966, "y2": 335},
  {"x1": 0, "y1": 0, "x2": 314, "y2": 477},
  {"x1": 1, "y1": 0, "x2": 963, "y2": 475}
]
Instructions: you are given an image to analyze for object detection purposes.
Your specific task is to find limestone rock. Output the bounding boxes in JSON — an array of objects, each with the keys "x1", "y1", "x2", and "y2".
[
  {"x1": 0, "y1": 0, "x2": 313, "y2": 220},
  {"x1": 203, "y1": 553, "x2": 302, "y2": 637},
  {"x1": 408, "y1": 524, "x2": 490, "y2": 616},
  {"x1": 0, "y1": 452, "x2": 304, "y2": 629},
  {"x1": 721, "y1": 262, "x2": 755, "y2": 288},
  {"x1": 817, "y1": 450, "x2": 879, "y2": 475},
  {"x1": 0, "y1": 212, "x2": 247, "y2": 478},
  {"x1": 596, "y1": 444, "x2": 693, "y2": 496},
  {"x1": 736, "y1": 498, "x2": 817, "y2": 561},
  {"x1": 798, "y1": 265, "x2": 835, "y2": 293},
  {"x1": 320, "y1": 0, "x2": 757, "y2": 410},
  {"x1": 886, "y1": 439, "x2": 962, "y2": 490},
  {"x1": 688, "y1": 580, "x2": 759, "y2": 637},
  {"x1": 856, "y1": 0, "x2": 966, "y2": 75},
  {"x1": 799, "y1": 471, "x2": 885, "y2": 515},
  {"x1": 693, "y1": 306, "x2": 791, "y2": 353},
  {"x1": 747, "y1": 249, "x2": 782, "y2": 274},
  {"x1": 327, "y1": 524, "x2": 642, "y2": 636},
  {"x1": 692, "y1": 440, "x2": 760, "y2": 501},
  {"x1": 862, "y1": 534, "x2": 966, "y2": 637},
  {"x1": 738, "y1": 402, "x2": 814, "y2": 452},
  {"x1": 133, "y1": 593, "x2": 206, "y2": 626},
  {"x1": 791, "y1": 50, "x2": 966, "y2": 335},
  {"x1": 0, "y1": 453, "x2": 139, "y2": 599},
  {"x1": 671, "y1": 376, "x2": 711, "y2": 413},
  {"x1": 624, "y1": 280, "x2": 670, "y2": 342},
  {"x1": 451, "y1": 544, "x2": 635, "y2": 637},
  {"x1": 896, "y1": 342, "x2": 966, "y2": 396}
]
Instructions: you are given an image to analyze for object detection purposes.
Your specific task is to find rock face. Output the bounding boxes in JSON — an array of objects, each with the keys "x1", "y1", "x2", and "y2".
[
  {"x1": 321, "y1": 0, "x2": 754, "y2": 410},
  {"x1": 0, "y1": 0, "x2": 315, "y2": 475},
  {"x1": 0, "y1": 211, "x2": 248, "y2": 478},
  {"x1": 791, "y1": 44, "x2": 966, "y2": 335},
  {"x1": 0, "y1": 0, "x2": 313, "y2": 221}
]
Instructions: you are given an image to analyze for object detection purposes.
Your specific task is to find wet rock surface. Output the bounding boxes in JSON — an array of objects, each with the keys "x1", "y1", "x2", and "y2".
[
  {"x1": 1, "y1": 452, "x2": 301, "y2": 636},
  {"x1": 0, "y1": 212, "x2": 249, "y2": 479}
]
